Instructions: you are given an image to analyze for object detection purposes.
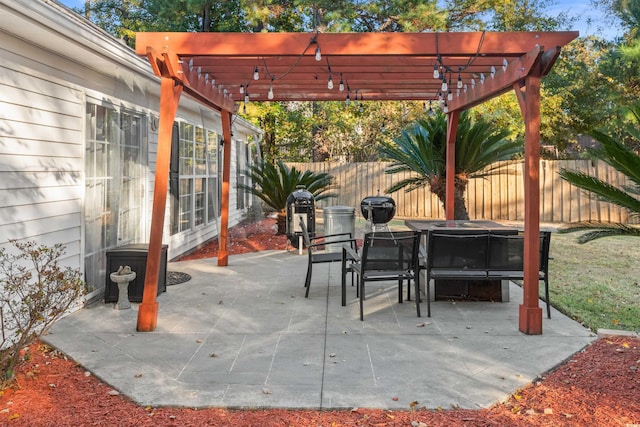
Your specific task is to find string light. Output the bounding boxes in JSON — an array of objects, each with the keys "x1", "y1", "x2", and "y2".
[
  {"x1": 268, "y1": 79, "x2": 274, "y2": 100},
  {"x1": 457, "y1": 70, "x2": 463, "y2": 89},
  {"x1": 253, "y1": 66, "x2": 259, "y2": 80},
  {"x1": 346, "y1": 92, "x2": 351, "y2": 106},
  {"x1": 490, "y1": 66, "x2": 496, "y2": 78},
  {"x1": 502, "y1": 58, "x2": 508, "y2": 71},
  {"x1": 339, "y1": 74, "x2": 344, "y2": 92},
  {"x1": 433, "y1": 62, "x2": 440, "y2": 79},
  {"x1": 447, "y1": 89, "x2": 453, "y2": 101},
  {"x1": 328, "y1": 75, "x2": 334, "y2": 90},
  {"x1": 244, "y1": 93, "x2": 249, "y2": 104},
  {"x1": 239, "y1": 84, "x2": 244, "y2": 94},
  {"x1": 315, "y1": 46, "x2": 321, "y2": 61},
  {"x1": 441, "y1": 76, "x2": 448, "y2": 92}
]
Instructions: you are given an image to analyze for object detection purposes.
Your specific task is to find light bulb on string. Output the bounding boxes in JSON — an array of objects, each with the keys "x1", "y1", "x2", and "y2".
[
  {"x1": 433, "y1": 62, "x2": 440, "y2": 79},
  {"x1": 244, "y1": 93, "x2": 249, "y2": 104},
  {"x1": 346, "y1": 92, "x2": 351, "y2": 106},
  {"x1": 339, "y1": 74, "x2": 344, "y2": 92},
  {"x1": 502, "y1": 58, "x2": 508, "y2": 71},
  {"x1": 457, "y1": 73, "x2": 463, "y2": 89},
  {"x1": 328, "y1": 75, "x2": 334, "y2": 90},
  {"x1": 239, "y1": 84, "x2": 244, "y2": 94},
  {"x1": 447, "y1": 90, "x2": 453, "y2": 101},
  {"x1": 253, "y1": 66, "x2": 259, "y2": 80},
  {"x1": 490, "y1": 66, "x2": 496, "y2": 78},
  {"x1": 268, "y1": 80, "x2": 274, "y2": 100},
  {"x1": 441, "y1": 76, "x2": 448, "y2": 92},
  {"x1": 315, "y1": 46, "x2": 321, "y2": 61}
]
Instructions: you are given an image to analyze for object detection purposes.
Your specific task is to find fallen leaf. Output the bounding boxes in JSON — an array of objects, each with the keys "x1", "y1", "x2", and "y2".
[
  {"x1": 135, "y1": 373, "x2": 143, "y2": 378},
  {"x1": 262, "y1": 387, "x2": 271, "y2": 395},
  {"x1": 392, "y1": 397, "x2": 399, "y2": 401}
]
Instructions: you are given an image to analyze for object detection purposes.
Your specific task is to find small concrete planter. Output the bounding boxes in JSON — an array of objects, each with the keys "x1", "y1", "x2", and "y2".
[{"x1": 110, "y1": 268, "x2": 136, "y2": 310}]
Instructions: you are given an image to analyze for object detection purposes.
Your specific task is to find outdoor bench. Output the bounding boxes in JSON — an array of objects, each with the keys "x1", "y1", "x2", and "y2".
[{"x1": 417, "y1": 231, "x2": 551, "y2": 319}]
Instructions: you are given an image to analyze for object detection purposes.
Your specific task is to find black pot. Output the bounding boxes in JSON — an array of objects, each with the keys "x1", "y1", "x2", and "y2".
[{"x1": 360, "y1": 196, "x2": 396, "y2": 224}]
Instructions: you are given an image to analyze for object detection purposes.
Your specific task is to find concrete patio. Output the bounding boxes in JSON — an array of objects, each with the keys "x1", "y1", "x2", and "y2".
[{"x1": 43, "y1": 249, "x2": 594, "y2": 410}]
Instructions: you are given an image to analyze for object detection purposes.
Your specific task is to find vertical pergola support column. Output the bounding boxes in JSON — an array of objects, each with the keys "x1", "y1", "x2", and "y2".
[
  {"x1": 218, "y1": 110, "x2": 233, "y2": 266},
  {"x1": 515, "y1": 75, "x2": 543, "y2": 335},
  {"x1": 445, "y1": 111, "x2": 460, "y2": 220},
  {"x1": 137, "y1": 77, "x2": 183, "y2": 332}
]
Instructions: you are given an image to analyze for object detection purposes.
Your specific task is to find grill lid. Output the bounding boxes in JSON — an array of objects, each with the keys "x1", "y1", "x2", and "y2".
[{"x1": 360, "y1": 196, "x2": 396, "y2": 224}]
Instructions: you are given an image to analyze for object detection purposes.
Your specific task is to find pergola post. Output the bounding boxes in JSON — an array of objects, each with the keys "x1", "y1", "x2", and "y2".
[
  {"x1": 445, "y1": 111, "x2": 460, "y2": 220},
  {"x1": 137, "y1": 77, "x2": 182, "y2": 332},
  {"x1": 218, "y1": 109, "x2": 233, "y2": 266},
  {"x1": 515, "y1": 76, "x2": 543, "y2": 335}
]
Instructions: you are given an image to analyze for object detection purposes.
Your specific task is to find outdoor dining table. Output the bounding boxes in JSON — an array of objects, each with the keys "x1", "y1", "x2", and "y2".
[{"x1": 405, "y1": 219, "x2": 520, "y2": 302}]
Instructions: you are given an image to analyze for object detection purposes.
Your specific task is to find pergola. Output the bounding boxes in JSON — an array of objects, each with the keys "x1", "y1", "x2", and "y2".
[{"x1": 134, "y1": 31, "x2": 578, "y2": 335}]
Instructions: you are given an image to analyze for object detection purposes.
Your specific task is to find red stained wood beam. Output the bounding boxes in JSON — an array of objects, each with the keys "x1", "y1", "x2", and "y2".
[{"x1": 137, "y1": 76, "x2": 183, "y2": 332}]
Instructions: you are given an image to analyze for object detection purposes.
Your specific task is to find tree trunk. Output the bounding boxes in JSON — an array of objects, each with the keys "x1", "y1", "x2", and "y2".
[
  {"x1": 431, "y1": 175, "x2": 469, "y2": 220},
  {"x1": 276, "y1": 211, "x2": 287, "y2": 235}
]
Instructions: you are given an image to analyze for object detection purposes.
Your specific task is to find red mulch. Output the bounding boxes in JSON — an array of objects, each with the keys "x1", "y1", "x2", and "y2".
[
  {"x1": 2, "y1": 218, "x2": 639, "y2": 426},
  {"x1": 176, "y1": 218, "x2": 290, "y2": 261}
]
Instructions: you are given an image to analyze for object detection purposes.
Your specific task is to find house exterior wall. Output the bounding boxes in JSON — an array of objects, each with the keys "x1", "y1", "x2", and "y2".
[{"x1": 0, "y1": 0, "x2": 262, "y2": 301}]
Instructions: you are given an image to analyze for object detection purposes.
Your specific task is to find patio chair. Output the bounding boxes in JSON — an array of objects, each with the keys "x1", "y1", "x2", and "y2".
[
  {"x1": 342, "y1": 231, "x2": 420, "y2": 321},
  {"x1": 488, "y1": 231, "x2": 552, "y2": 318},
  {"x1": 302, "y1": 218, "x2": 358, "y2": 298}
]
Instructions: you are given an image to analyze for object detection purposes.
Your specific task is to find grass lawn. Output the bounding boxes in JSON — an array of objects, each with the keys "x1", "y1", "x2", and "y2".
[{"x1": 547, "y1": 231, "x2": 640, "y2": 333}]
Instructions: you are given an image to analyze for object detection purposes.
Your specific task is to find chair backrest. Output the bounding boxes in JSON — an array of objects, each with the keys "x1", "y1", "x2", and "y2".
[
  {"x1": 539, "y1": 231, "x2": 551, "y2": 277},
  {"x1": 488, "y1": 234, "x2": 524, "y2": 270},
  {"x1": 360, "y1": 231, "x2": 419, "y2": 272},
  {"x1": 488, "y1": 231, "x2": 552, "y2": 273},
  {"x1": 427, "y1": 232, "x2": 489, "y2": 270}
]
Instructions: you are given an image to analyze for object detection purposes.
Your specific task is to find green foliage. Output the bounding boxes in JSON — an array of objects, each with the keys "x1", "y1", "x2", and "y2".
[
  {"x1": 0, "y1": 241, "x2": 86, "y2": 389},
  {"x1": 379, "y1": 111, "x2": 520, "y2": 219},
  {"x1": 559, "y1": 103, "x2": 640, "y2": 242},
  {"x1": 239, "y1": 159, "x2": 337, "y2": 214}
]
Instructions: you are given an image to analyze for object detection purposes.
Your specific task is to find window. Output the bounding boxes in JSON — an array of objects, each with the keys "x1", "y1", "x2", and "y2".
[
  {"x1": 84, "y1": 102, "x2": 146, "y2": 291},
  {"x1": 207, "y1": 130, "x2": 219, "y2": 221},
  {"x1": 171, "y1": 121, "x2": 220, "y2": 235},
  {"x1": 236, "y1": 140, "x2": 250, "y2": 210}
]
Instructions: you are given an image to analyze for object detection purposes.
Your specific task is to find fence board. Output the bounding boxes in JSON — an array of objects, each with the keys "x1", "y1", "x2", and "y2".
[{"x1": 283, "y1": 160, "x2": 637, "y2": 224}]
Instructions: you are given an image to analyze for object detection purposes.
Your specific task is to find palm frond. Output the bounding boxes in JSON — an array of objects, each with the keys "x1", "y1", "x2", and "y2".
[
  {"x1": 559, "y1": 169, "x2": 640, "y2": 217},
  {"x1": 558, "y1": 222, "x2": 640, "y2": 243}
]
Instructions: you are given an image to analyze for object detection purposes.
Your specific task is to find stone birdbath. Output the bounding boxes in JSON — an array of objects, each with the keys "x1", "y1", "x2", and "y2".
[{"x1": 110, "y1": 266, "x2": 136, "y2": 310}]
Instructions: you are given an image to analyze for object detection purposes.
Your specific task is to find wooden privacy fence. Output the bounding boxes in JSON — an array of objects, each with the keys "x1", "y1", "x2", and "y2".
[{"x1": 286, "y1": 160, "x2": 638, "y2": 224}]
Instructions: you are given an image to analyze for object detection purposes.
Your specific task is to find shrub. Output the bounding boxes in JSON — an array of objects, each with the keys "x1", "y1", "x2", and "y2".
[{"x1": 0, "y1": 241, "x2": 86, "y2": 389}]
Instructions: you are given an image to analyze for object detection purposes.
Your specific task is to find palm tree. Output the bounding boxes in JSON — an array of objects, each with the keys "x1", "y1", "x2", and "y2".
[
  {"x1": 558, "y1": 103, "x2": 640, "y2": 242},
  {"x1": 240, "y1": 159, "x2": 337, "y2": 234},
  {"x1": 380, "y1": 111, "x2": 521, "y2": 219}
]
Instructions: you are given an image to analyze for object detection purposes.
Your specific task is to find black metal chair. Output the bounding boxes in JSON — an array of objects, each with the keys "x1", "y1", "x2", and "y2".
[
  {"x1": 488, "y1": 231, "x2": 552, "y2": 318},
  {"x1": 418, "y1": 232, "x2": 490, "y2": 318},
  {"x1": 342, "y1": 231, "x2": 420, "y2": 321},
  {"x1": 302, "y1": 218, "x2": 358, "y2": 298}
]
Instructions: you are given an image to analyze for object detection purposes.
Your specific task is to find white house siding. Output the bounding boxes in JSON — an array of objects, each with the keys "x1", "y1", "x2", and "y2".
[
  {"x1": 0, "y1": 0, "x2": 262, "y2": 302},
  {"x1": 0, "y1": 42, "x2": 84, "y2": 271}
]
